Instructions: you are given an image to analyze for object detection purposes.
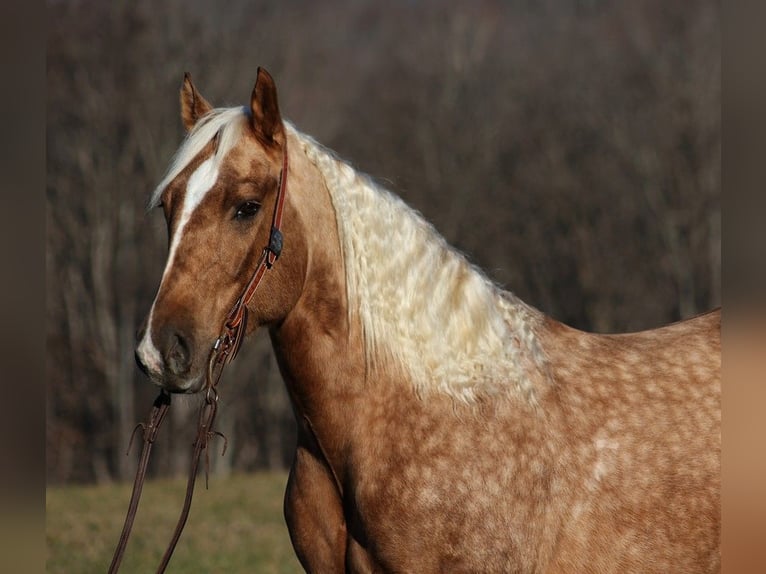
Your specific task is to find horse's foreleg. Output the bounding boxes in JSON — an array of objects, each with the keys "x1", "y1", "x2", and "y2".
[{"x1": 284, "y1": 443, "x2": 347, "y2": 573}]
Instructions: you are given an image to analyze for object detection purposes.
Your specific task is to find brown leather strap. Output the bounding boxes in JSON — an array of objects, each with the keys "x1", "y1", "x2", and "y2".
[
  {"x1": 108, "y1": 391, "x2": 171, "y2": 574},
  {"x1": 156, "y1": 389, "x2": 226, "y2": 572},
  {"x1": 108, "y1": 388, "x2": 227, "y2": 574}
]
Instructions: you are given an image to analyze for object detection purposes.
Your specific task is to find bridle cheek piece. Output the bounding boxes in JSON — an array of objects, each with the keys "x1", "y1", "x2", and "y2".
[{"x1": 108, "y1": 140, "x2": 288, "y2": 574}]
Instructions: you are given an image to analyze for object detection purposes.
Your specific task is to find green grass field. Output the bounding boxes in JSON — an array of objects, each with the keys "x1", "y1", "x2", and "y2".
[{"x1": 46, "y1": 472, "x2": 303, "y2": 573}]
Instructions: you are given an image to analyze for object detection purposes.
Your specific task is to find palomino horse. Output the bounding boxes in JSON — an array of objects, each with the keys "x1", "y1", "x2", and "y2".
[{"x1": 135, "y1": 68, "x2": 720, "y2": 573}]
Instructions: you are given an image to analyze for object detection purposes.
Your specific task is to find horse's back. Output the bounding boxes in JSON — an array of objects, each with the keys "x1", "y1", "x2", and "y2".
[
  {"x1": 538, "y1": 308, "x2": 721, "y2": 573},
  {"x1": 541, "y1": 308, "x2": 720, "y2": 418}
]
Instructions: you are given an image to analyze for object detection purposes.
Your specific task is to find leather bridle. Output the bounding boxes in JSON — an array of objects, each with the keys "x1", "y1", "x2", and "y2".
[{"x1": 108, "y1": 138, "x2": 288, "y2": 574}]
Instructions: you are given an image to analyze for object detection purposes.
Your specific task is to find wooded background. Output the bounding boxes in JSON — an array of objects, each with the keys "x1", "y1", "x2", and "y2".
[{"x1": 47, "y1": 0, "x2": 720, "y2": 485}]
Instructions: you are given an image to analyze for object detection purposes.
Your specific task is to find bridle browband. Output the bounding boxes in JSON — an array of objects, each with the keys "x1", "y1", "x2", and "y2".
[{"x1": 108, "y1": 137, "x2": 289, "y2": 574}]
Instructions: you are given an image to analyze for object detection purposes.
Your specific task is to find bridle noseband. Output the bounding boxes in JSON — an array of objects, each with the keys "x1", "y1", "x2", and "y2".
[{"x1": 108, "y1": 138, "x2": 288, "y2": 574}]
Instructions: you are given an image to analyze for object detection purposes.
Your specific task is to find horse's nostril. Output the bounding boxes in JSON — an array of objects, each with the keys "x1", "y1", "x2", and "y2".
[{"x1": 166, "y1": 332, "x2": 192, "y2": 376}]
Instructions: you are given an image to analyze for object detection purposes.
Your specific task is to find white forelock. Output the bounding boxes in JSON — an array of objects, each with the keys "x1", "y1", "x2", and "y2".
[{"x1": 149, "y1": 106, "x2": 249, "y2": 209}]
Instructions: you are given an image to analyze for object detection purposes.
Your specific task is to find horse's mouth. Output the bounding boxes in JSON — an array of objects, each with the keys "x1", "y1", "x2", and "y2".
[
  {"x1": 140, "y1": 364, "x2": 205, "y2": 394},
  {"x1": 150, "y1": 375, "x2": 204, "y2": 394}
]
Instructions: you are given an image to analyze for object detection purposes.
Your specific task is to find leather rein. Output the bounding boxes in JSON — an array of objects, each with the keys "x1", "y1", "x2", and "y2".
[{"x1": 108, "y1": 140, "x2": 288, "y2": 574}]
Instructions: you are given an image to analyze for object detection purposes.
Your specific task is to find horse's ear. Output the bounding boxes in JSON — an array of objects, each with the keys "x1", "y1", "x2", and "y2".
[
  {"x1": 180, "y1": 72, "x2": 213, "y2": 132},
  {"x1": 250, "y1": 67, "x2": 285, "y2": 147}
]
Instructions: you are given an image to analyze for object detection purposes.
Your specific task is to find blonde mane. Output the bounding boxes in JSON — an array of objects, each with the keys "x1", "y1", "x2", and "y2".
[{"x1": 290, "y1": 127, "x2": 546, "y2": 403}]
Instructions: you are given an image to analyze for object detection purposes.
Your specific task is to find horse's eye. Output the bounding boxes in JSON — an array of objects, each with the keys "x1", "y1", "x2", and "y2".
[{"x1": 235, "y1": 201, "x2": 260, "y2": 220}]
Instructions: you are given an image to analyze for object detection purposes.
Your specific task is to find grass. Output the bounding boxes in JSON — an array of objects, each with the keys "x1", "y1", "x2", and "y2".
[{"x1": 46, "y1": 472, "x2": 303, "y2": 573}]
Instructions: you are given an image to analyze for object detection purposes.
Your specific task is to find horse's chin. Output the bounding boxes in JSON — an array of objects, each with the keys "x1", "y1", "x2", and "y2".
[{"x1": 148, "y1": 371, "x2": 205, "y2": 394}]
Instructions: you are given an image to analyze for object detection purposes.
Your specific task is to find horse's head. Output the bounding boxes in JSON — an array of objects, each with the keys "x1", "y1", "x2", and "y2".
[{"x1": 135, "y1": 68, "x2": 305, "y2": 393}]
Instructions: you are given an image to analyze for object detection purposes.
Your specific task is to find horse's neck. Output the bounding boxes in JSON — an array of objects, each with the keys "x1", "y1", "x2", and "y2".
[
  {"x1": 268, "y1": 243, "x2": 370, "y2": 476},
  {"x1": 278, "y1": 132, "x2": 548, "y2": 412}
]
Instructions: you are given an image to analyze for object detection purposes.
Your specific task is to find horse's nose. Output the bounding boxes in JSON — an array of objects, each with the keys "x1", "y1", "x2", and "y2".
[
  {"x1": 160, "y1": 328, "x2": 193, "y2": 377},
  {"x1": 134, "y1": 349, "x2": 149, "y2": 376},
  {"x1": 134, "y1": 316, "x2": 154, "y2": 376}
]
